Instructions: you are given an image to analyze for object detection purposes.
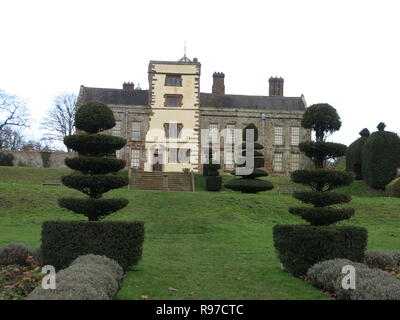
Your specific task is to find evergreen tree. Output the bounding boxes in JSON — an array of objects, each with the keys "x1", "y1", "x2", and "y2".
[{"x1": 59, "y1": 101, "x2": 129, "y2": 221}]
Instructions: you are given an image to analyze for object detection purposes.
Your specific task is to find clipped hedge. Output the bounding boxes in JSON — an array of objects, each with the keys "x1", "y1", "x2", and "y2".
[
  {"x1": 61, "y1": 175, "x2": 129, "y2": 198},
  {"x1": 0, "y1": 152, "x2": 14, "y2": 166},
  {"x1": 299, "y1": 141, "x2": 347, "y2": 168},
  {"x1": 64, "y1": 134, "x2": 126, "y2": 156},
  {"x1": 273, "y1": 224, "x2": 367, "y2": 276},
  {"x1": 361, "y1": 127, "x2": 400, "y2": 189},
  {"x1": 291, "y1": 169, "x2": 354, "y2": 191},
  {"x1": 288, "y1": 207, "x2": 355, "y2": 226},
  {"x1": 224, "y1": 178, "x2": 274, "y2": 193},
  {"x1": 58, "y1": 198, "x2": 129, "y2": 221},
  {"x1": 27, "y1": 254, "x2": 123, "y2": 300},
  {"x1": 75, "y1": 101, "x2": 116, "y2": 134},
  {"x1": 206, "y1": 176, "x2": 222, "y2": 191},
  {"x1": 40, "y1": 221, "x2": 144, "y2": 271},
  {"x1": 293, "y1": 191, "x2": 351, "y2": 207},
  {"x1": 65, "y1": 156, "x2": 126, "y2": 174},
  {"x1": 345, "y1": 128, "x2": 370, "y2": 179}
]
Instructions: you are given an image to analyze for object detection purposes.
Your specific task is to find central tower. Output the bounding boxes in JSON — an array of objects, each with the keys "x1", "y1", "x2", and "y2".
[{"x1": 144, "y1": 57, "x2": 201, "y2": 172}]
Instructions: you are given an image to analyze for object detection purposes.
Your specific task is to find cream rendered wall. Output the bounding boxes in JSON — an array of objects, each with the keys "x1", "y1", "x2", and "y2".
[{"x1": 145, "y1": 61, "x2": 200, "y2": 172}]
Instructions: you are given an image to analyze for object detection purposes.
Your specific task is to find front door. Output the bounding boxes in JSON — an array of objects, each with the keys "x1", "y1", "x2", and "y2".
[{"x1": 152, "y1": 152, "x2": 163, "y2": 172}]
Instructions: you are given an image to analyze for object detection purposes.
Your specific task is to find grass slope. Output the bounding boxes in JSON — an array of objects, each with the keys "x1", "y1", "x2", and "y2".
[{"x1": 0, "y1": 166, "x2": 398, "y2": 300}]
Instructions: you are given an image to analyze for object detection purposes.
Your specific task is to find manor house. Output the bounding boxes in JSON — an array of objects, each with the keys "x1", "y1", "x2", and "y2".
[{"x1": 76, "y1": 56, "x2": 311, "y2": 177}]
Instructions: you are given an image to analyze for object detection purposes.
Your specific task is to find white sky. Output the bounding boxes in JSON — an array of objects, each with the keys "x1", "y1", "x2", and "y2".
[{"x1": 0, "y1": 0, "x2": 399, "y2": 145}]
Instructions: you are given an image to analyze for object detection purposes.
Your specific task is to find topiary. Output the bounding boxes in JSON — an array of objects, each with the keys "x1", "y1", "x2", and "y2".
[
  {"x1": 273, "y1": 103, "x2": 367, "y2": 275},
  {"x1": 361, "y1": 122, "x2": 400, "y2": 189},
  {"x1": 345, "y1": 128, "x2": 370, "y2": 179},
  {"x1": 60, "y1": 101, "x2": 129, "y2": 221},
  {"x1": 203, "y1": 149, "x2": 222, "y2": 191},
  {"x1": 224, "y1": 123, "x2": 274, "y2": 193}
]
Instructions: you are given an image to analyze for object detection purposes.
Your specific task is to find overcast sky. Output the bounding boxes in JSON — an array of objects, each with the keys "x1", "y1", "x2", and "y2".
[{"x1": 1, "y1": 0, "x2": 399, "y2": 146}]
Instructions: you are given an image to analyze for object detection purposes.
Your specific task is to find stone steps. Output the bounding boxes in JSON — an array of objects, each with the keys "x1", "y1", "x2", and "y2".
[{"x1": 129, "y1": 171, "x2": 194, "y2": 192}]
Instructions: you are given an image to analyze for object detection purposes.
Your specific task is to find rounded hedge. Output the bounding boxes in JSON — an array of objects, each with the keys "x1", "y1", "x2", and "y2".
[
  {"x1": 65, "y1": 157, "x2": 126, "y2": 174},
  {"x1": 224, "y1": 178, "x2": 273, "y2": 193},
  {"x1": 361, "y1": 128, "x2": 400, "y2": 189},
  {"x1": 273, "y1": 224, "x2": 368, "y2": 276},
  {"x1": 292, "y1": 191, "x2": 351, "y2": 207},
  {"x1": 58, "y1": 198, "x2": 129, "y2": 221},
  {"x1": 61, "y1": 175, "x2": 129, "y2": 198},
  {"x1": 299, "y1": 141, "x2": 347, "y2": 168},
  {"x1": 64, "y1": 134, "x2": 126, "y2": 156},
  {"x1": 301, "y1": 103, "x2": 342, "y2": 141},
  {"x1": 288, "y1": 207, "x2": 355, "y2": 225},
  {"x1": 345, "y1": 128, "x2": 370, "y2": 180},
  {"x1": 291, "y1": 169, "x2": 354, "y2": 191},
  {"x1": 75, "y1": 101, "x2": 116, "y2": 134}
]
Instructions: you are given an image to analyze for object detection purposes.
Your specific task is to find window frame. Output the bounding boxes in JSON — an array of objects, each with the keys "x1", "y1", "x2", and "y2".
[
  {"x1": 274, "y1": 126, "x2": 284, "y2": 146},
  {"x1": 291, "y1": 127, "x2": 300, "y2": 146},
  {"x1": 273, "y1": 152, "x2": 284, "y2": 172},
  {"x1": 164, "y1": 94, "x2": 183, "y2": 108},
  {"x1": 131, "y1": 149, "x2": 140, "y2": 168},
  {"x1": 165, "y1": 74, "x2": 182, "y2": 87},
  {"x1": 132, "y1": 121, "x2": 141, "y2": 141}
]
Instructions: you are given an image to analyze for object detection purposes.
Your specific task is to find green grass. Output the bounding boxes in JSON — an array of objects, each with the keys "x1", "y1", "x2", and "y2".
[{"x1": 0, "y1": 166, "x2": 399, "y2": 300}]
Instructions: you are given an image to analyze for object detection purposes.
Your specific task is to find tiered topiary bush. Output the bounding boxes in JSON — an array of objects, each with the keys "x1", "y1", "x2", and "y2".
[
  {"x1": 203, "y1": 149, "x2": 222, "y2": 191},
  {"x1": 345, "y1": 128, "x2": 370, "y2": 179},
  {"x1": 273, "y1": 103, "x2": 368, "y2": 276},
  {"x1": 41, "y1": 101, "x2": 144, "y2": 271},
  {"x1": 224, "y1": 123, "x2": 273, "y2": 193},
  {"x1": 361, "y1": 122, "x2": 400, "y2": 189}
]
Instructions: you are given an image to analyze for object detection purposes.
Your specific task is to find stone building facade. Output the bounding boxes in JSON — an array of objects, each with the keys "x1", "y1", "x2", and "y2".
[{"x1": 76, "y1": 57, "x2": 311, "y2": 177}]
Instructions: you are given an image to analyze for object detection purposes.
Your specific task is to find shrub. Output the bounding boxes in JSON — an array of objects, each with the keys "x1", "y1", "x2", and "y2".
[
  {"x1": 288, "y1": 207, "x2": 355, "y2": 226},
  {"x1": 345, "y1": 128, "x2": 370, "y2": 179},
  {"x1": 385, "y1": 177, "x2": 400, "y2": 198},
  {"x1": 40, "y1": 152, "x2": 51, "y2": 168},
  {"x1": 0, "y1": 152, "x2": 14, "y2": 166},
  {"x1": 293, "y1": 191, "x2": 351, "y2": 207},
  {"x1": 71, "y1": 254, "x2": 123, "y2": 283},
  {"x1": 301, "y1": 103, "x2": 342, "y2": 142},
  {"x1": 65, "y1": 156, "x2": 126, "y2": 174},
  {"x1": 390, "y1": 251, "x2": 400, "y2": 266},
  {"x1": 61, "y1": 101, "x2": 128, "y2": 221},
  {"x1": 27, "y1": 253, "x2": 123, "y2": 300},
  {"x1": 273, "y1": 225, "x2": 367, "y2": 276},
  {"x1": 203, "y1": 149, "x2": 222, "y2": 191},
  {"x1": 291, "y1": 169, "x2": 354, "y2": 192},
  {"x1": 224, "y1": 123, "x2": 273, "y2": 193},
  {"x1": 0, "y1": 243, "x2": 33, "y2": 266},
  {"x1": 206, "y1": 176, "x2": 222, "y2": 191},
  {"x1": 364, "y1": 250, "x2": 397, "y2": 269},
  {"x1": 361, "y1": 122, "x2": 400, "y2": 189},
  {"x1": 307, "y1": 258, "x2": 400, "y2": 300},
  {"x1": 75, "y1": 101, "x2": 115, "y2": 134},
  {"x1": 40, "y1": 221, "x2": 144, "y2": 271},
  {"x1": 299, "y1": 141, "x2": 347, "y2": 168}
]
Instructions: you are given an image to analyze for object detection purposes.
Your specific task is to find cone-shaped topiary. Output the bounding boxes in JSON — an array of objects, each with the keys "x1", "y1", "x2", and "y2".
[
  {"x1": 273, "y1": 104, "x2": 367, "y2": 276},
  {"x1": 203, "y1": 149, "x2": 222, "y2": 191},
  {"x1": 59, "y1": 101, "x2": 129, "y2": 221},
  {"x1": 224, "y1": 123, "x2": 273, "y2": 193},
  {"x1": 345, "y1": 128, "x2": 370, "y2": 179},
  {"x1": 361, "y1": 122, "x2": 400, "y2": 190}
]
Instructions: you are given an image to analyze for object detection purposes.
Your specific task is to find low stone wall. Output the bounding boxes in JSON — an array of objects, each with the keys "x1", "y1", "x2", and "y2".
[{"x1": 1, "y1": 150, "x2": 76, "y2": 168}]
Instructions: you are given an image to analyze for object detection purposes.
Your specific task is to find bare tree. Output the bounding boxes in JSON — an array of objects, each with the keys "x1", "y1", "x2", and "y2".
[
  {"x1": 0, "y1": 89, "x2": 29, "y2": 131},
  {"x1": 41, "y1": 92, "x2": 76, "y2": 151},
  {"x1": 0, "y1": 127, "x2": 26, "y2": 150}
]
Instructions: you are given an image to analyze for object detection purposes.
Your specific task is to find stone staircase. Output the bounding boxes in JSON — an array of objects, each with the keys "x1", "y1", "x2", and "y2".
[{"x1": 129, "y1": 171, "x2": 194, "y2": 192}]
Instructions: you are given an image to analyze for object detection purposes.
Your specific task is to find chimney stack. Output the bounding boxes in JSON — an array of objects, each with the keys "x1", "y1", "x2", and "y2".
[
  {"x1": 269, "y1": 77, "x2": 284, "y2": 96},
  {"x1": 212, "y1": 72, "x2": 225, "y2": 95},
  {"x1": 123, "y1": 82, "x2": 134, "y2": 90}
]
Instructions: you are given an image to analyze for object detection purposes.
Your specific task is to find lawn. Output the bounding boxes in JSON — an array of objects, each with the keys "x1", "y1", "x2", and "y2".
[{"x1": 0, "y1": 166, "x2": 398, "y2": 300}]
